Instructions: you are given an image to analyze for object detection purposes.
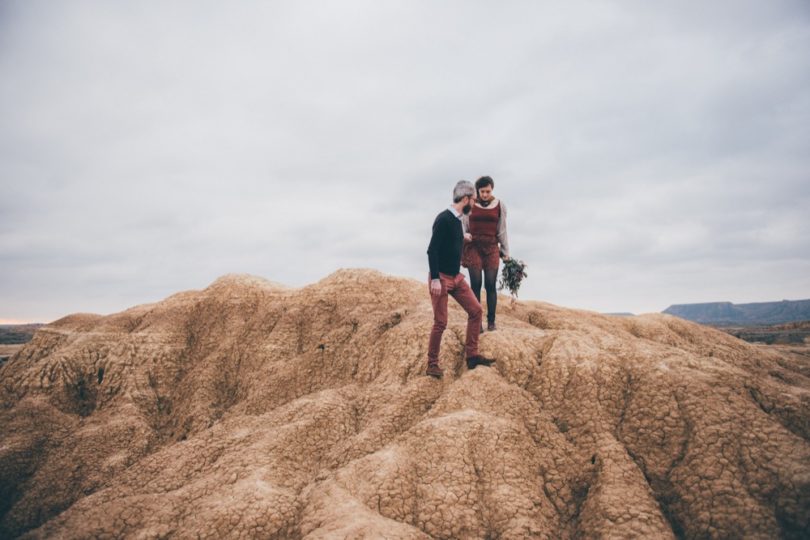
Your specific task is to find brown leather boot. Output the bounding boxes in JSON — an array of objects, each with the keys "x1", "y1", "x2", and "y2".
[
  {"x1": 466, "y1": 355, "x2": 496, "y2": 370},
  {"x1": 426, "y1": 363, "x2": 444, "y2": 379}
]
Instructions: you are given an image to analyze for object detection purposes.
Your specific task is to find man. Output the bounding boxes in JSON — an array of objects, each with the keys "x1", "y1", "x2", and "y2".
[{"x1": 425, "y1": 180, "x2": 496, "y2": 379}]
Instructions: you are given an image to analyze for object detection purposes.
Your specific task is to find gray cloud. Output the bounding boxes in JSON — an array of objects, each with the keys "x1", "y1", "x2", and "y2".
[{"x1": 2, "y1": 0, "x2": 809, "y2": 321}]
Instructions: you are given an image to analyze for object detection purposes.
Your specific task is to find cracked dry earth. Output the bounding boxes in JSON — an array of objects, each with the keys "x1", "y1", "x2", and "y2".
[{"x1": 1, "y1": 270, "x2": 809, "y2": 539}]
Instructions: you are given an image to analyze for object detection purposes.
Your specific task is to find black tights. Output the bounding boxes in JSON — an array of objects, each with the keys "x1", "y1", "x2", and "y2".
[{"x1": 469, "y1": 267, "x2": 498, "y2": 324}]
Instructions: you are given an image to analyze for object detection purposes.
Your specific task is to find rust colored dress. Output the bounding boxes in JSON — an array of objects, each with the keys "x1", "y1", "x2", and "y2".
[{"x1": 462, "y1": 203, "x2": 501, "y2": 270}]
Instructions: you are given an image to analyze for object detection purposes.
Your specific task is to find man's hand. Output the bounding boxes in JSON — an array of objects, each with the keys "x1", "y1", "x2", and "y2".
[
  {"x1": 429, "y1": 279, "x2": 442, "y2": 297},
  {"x1": 464, "y1": 233, "x2": 472, "y2": 242}
]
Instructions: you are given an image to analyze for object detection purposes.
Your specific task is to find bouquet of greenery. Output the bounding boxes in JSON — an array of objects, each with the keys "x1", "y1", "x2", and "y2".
[{"x1": 498, "y1": 258, "x2": 528, "y2": 302}]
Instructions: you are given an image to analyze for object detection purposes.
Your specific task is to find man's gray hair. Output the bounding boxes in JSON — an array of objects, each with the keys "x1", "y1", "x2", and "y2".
[{"x1": 452, "y1": 180, "x2": 475, "y2": 203}]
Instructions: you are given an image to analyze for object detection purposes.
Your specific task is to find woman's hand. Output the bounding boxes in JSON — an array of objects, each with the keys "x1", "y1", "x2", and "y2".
[{"x1": 464, "y1": 233, "x2": 472, "y2": 242}]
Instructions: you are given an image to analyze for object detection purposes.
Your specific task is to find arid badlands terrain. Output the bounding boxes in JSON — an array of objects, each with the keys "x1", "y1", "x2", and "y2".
[{"x1": 1, "y1": 270, "x2": 808, "y2": 539}]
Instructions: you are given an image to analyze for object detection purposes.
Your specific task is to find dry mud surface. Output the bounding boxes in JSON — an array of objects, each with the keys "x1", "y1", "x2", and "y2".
[{"x1": 1, "y1": 270, "x2": 808, "y2": 539}]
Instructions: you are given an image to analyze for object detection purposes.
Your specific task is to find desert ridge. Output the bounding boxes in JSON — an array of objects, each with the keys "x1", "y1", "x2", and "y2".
[{"x1": 1, "y1": 269, "x2": 808, "y2": 538}]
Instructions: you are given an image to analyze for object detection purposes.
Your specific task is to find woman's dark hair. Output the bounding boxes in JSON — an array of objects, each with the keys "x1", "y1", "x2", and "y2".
[{"x1": 475, "y1": 176, "x2": 494, "y2": 193}]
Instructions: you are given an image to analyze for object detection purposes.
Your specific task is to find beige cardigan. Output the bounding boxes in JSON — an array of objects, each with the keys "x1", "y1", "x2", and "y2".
[{"x1": 461, "y1": 199, "x2": 510, "y2": 259}]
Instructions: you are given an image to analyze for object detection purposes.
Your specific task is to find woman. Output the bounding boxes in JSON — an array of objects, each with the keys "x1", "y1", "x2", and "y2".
[{"x1": 461, "y1": 176, "x2": 510, "y2": 332}]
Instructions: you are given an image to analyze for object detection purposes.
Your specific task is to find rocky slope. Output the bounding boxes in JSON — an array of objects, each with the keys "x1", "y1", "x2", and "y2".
[{"x1": 1, "y1": 270, "x2": 808, "y2": 539}]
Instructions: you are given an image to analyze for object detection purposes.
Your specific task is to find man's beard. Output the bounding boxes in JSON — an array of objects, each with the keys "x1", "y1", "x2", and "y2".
[{"x1": 462, "y1": 203, "x2": 472, "y2": 214}]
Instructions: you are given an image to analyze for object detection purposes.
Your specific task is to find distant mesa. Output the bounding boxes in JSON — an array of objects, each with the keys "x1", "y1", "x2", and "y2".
[
  {"x1": 1, "y1": 269, "x2": 808, "y2": 538},
  {"x1": 663, "y1": 299, "x2": 810, "y2": 326}
]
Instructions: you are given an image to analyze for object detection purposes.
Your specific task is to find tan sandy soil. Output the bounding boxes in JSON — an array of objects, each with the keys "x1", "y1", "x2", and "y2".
[{"x1": 0, "y1": 269, "x2": 808, "y2": 538}]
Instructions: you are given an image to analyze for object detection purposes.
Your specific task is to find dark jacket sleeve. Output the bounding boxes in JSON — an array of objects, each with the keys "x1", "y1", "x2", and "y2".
[{"x1": 427, "y1": 213, "x2": 445, "y2": 280}]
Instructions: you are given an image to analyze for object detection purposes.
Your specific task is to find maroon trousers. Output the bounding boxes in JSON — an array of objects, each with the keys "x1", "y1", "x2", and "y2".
[{"x1": 427, "y1": 272, "x2": 483, "y2": 365}]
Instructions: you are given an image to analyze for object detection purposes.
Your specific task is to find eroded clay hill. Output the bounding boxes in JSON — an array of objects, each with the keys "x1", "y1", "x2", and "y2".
[{"x1": 1, "y1": 270, "x2": 808, "y2": 539}]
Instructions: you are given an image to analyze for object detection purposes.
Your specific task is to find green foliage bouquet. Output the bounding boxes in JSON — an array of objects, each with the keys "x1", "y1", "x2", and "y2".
[{"x1": 498, "y1": 258, "x2": 528, "y2": 302}]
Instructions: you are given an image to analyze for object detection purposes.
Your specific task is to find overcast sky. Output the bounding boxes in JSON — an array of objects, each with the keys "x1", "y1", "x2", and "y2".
[{"x1": 1, "y1": 0, "x2": 809, "y2": 322}]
